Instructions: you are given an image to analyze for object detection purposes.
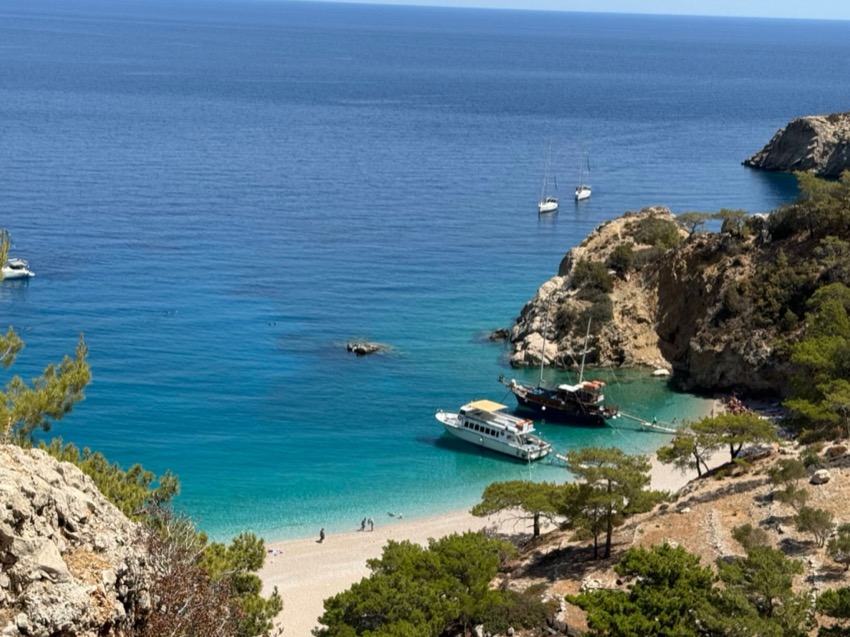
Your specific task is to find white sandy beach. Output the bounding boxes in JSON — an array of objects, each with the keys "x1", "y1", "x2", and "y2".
[{"x1": 259, "y1": 440, "x2": 727, "y2": 636}]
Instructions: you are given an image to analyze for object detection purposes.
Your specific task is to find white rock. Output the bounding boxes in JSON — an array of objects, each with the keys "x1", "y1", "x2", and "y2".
[{"x1": 811, "y1": 469, "x2": 832, "y2": 485}]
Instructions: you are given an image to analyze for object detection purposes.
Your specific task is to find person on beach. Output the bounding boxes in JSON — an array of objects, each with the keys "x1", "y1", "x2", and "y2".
[
  {"x1": 360, "y1": 518, "x2": 366, "y2": 531},
  {"x1": 368, "y1": 517, "x2": 374, "y2": 531},
  {"x1": 319, "y1": 528, "x2": 325, "y2": 543}
]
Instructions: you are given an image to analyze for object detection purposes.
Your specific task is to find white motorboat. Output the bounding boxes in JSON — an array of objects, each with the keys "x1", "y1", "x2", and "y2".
[
  {"x1": 436, "y1": 399, "x2": 552, "y2": 461},
  {"x1": 2, "y1": 258, "x2": 35, "y2": 279},
  {"x1": 575, "y1": 155, "x2": 591, "y2": 201}
]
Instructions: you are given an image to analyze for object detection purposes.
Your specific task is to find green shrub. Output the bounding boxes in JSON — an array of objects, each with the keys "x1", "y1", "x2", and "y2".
[
  {"x1": 606, "y1": 243, "x2": 635, "y2": 277},
  {"x1": 633, "y1": 217, "x2": 682, "y2": 249},
  {"x1": 554, "y1": 303, "x2": 578, "y2": 333},
  {"x1": 632, "y1": 246, "x2": 665, "y2": 269},
  {"x1": 801, "y1": 446, "x2": 824, "y2": 469},
  {"x1": 580, "y1": 298, "x2": 614, "y2": 331},
  {"x1": 571, "y1": 258, "x2": 614, "y2": 293},
  {"x1": 732, "y1": 523, "x2": 770, "y2": 550},
  {"x1": 480, "y1": 586, "x2": 557, "y2": 634}
]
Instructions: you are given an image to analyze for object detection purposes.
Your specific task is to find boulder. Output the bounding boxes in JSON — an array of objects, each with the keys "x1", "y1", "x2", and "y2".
[
  {"x1": 346, "y1": 341, "x2": 389, "y2": 356},
  {"x1": 824, "y1": 445, "x2": 847, "y2": 461},
  {"x1": 810, "y1": 469, "x2": 832, "y2": 485}
]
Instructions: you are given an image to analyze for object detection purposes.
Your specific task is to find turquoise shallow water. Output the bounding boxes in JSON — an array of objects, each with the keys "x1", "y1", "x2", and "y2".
[{"x1": 1, "y1": 1, "x2": 848, "y2": 540}]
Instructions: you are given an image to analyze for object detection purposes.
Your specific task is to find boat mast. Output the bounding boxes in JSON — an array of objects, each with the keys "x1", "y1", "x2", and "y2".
[
  {"x1": 541, "y1": 142, "x2": 552, "y2": 201},
  {"x1": 578, "y1": 315, "x2": 592, "y2": 383},
  {"x1": 539, "y1": 306, "x2": 548, "y2": 388}
]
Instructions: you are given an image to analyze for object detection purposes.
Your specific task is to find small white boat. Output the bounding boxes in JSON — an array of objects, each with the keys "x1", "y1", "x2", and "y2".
[
  {"x1": 538, "y1": 141, "x2": 558, "y2": 214},
  {"x1": 2, "y1": 258, "x2": 35, "y2": 279},
  {"x1": 436, "y1": 399, "x2": 552, "y2": 461},
  {"x1": 575, "y1": 155, "x2": 591, "y2": 201},
  {"x1": 538, "y1": 196, "x2": 558, "y2": 214}
]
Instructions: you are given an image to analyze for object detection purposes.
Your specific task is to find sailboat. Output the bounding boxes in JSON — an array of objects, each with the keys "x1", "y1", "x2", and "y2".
[
  {"x1": 537, "y1": 143, "x2": 558, "y2": 214},
  {"x1": 575, "y1": 155, "x2": 591, "y2": 201},
  {"x1": 498, "y1": 317, "x2": 618, "y2": 426}
]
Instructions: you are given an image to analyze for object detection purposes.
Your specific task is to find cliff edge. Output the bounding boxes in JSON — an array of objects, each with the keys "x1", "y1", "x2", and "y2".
[{"x1": 744, "y1": 112, "x2": 850, "y2": 178}]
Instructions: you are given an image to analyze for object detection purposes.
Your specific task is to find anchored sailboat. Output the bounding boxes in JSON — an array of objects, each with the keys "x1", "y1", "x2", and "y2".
[
  {"x1": 499, "y1": 317, "x2": 618, "y2": 426},
  {"x1": 575, "y1": 154, "x2": 591, "y2": 201},
  {"x1": 538, "y1": 142, "x2": 558, "y2": 214}
]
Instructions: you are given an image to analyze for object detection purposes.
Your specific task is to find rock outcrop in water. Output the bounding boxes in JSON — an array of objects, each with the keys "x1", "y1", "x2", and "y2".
[
  {"x1": 0, "y1": 444, "x2": 149, "y2": 637},
  {"x1": 744, "y1": 112, "x2": 850, "y2": 178}
]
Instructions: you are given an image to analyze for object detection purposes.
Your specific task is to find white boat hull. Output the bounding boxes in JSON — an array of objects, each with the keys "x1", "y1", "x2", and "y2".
[
  {"x1": 2, "y1": 259, "x2": 35, "y2": 279},
  {"x1": 538, "y1": 199, "x2": 558, "y2": 213},
  {"x1": 436, "y1": 411, "x2": 551, "y2": 461},
  {"x1": 575, "y1": 186, "x2": 591, "y2": 201}
]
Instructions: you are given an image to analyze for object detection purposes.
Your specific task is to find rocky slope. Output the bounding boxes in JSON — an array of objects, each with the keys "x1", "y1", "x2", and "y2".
[
  {"x1": 0, "y1": 445, "x2": 149, "y2": 637},
  {"x1": 744, "y1": 112, "x2": 850, "y2": 178},
  {"x1": 507, "y1": 440, "x2": 850, "y2": 636},
  {"x1": 507, "y1": 206, "x2": 798, "y2": 393}
]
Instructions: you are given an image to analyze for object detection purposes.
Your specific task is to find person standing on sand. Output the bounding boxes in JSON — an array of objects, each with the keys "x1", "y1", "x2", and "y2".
[
  {"x1": 360, "y1": 518, "x2": 366, "y2": 531},
  {"x1": 368, "y1": 517, "x2": 374, "y2": 531},
  {"x1": 319, "y1": 528, "x2": 325, "y2": 543}
]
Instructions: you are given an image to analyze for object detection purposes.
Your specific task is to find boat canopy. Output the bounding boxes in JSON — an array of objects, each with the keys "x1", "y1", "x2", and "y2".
[
  {"x1": 557, "y1": 384, "x2": 583, "y2": 392},
  {"x1": 464, "y1": 399, "x2": 508, "y2": 413}
]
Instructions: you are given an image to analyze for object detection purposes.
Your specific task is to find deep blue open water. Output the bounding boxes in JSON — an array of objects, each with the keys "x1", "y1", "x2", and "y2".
[{"x1": 2, "y1": 0, "x2": 849, "y2": 540}]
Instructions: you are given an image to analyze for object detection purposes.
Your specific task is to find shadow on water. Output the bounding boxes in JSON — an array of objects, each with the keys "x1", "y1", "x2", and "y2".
[
  {"x1": 745, "y1": 170, "x2": 799, "y2": 211},
  {"x1": 427, "y1": 434, "x2": 548, "y2": 466}
]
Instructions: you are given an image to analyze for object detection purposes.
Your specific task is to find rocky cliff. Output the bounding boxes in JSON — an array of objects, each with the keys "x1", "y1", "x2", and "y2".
[
  {"x1": 744, "y1": 112, "x2": 850, "y2": 178},
  {"x1": 0, "y1": 445, "x2": 149, "y2": 637},
  {"x1": 507, "y1": 206, "x2": 799, "y2": 393},
  {"x1": 509, "y1": 207, "x2": 674, "y2": 373}
]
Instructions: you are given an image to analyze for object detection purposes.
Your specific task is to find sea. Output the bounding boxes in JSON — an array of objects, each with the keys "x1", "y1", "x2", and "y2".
[{"x1": 2, "y1": 0, "x2": 849, "y2": 542}]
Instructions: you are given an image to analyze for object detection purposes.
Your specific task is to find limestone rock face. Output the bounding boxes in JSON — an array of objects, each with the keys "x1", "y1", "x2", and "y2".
[
  {"x1": 506, "y1": 207, "x2": 796, "y2": 393},
  {"x1": 509, "y1": 207, "x2": 676, "y2": 372},
  {"x1": 0, "y1": 445, "x2": 149, "y2": 637},
  {"x1": 744, "y1": 112, "x2": 850, "y2": 178}
]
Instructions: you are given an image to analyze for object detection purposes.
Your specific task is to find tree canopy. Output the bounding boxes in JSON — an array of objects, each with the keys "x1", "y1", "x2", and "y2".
[
  {"x1": 569, "y1": 543, "x2": 715, "y2": 636},
  {"x1": 471, "y1": 480, "x2": 568, "y2": 537},
  {"x1": 315, "y1": 532, "x2": 515, "y2": 637},
  {"x1": 564, "y1": 447, "x2": 651, "y2": 559},
  {"x1": 1, "y1": 328, "x2": 92, "y2": 444},
  {"x1": 572, "y1": 544, "x2": 812, "y2": 637},
  {"x1": 786, "y1": 282, "x2": 850, "y2": 437}
]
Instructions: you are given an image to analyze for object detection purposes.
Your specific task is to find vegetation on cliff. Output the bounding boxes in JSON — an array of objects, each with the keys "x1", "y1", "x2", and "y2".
[{"x1": 509, "y1": 171, "x2": 850, "y2": 439}]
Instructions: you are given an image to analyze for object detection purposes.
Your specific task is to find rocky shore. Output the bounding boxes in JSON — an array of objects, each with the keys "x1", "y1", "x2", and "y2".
[{"x1": 744, "y1": 111, "x2": 850, "y2": 178}]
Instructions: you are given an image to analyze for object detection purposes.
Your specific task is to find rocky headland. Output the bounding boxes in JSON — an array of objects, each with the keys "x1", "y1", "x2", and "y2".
[
  {"x1": 0, "y1": 444, "x2": 148, "y2": 637},
  {"x1": 507, "y1": 205, "x2": 800, "y2": 393},
  {"x1": 744, "y1": 111, "x2": 850, "y2": 178}
]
